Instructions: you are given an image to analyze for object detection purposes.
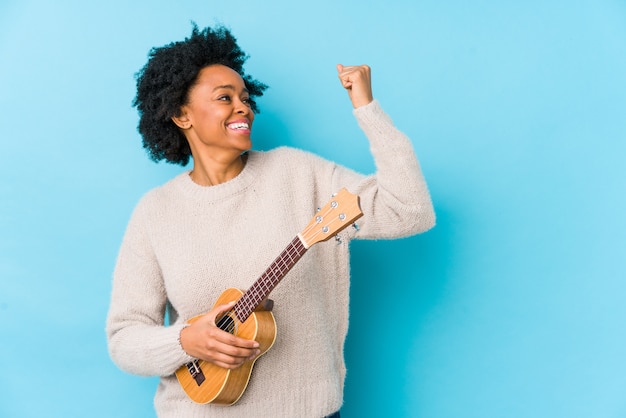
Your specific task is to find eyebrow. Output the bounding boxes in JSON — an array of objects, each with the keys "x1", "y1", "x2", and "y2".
[{"x1": 212, "y1": 84, "x2": 249, "y2": 94}]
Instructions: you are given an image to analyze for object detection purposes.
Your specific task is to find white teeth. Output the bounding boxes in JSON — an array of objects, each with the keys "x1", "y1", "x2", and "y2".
[{"x1": 229, "y1": 122, "x2": 249, "y2": 130}]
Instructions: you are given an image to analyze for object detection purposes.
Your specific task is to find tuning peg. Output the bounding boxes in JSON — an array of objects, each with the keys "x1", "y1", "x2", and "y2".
[
  {"x1": 335, "y1": 236, "x2": 343, "y2": 245},
  {"x1": 352, "y1": 223, "x2": 360, "y2": 232}
]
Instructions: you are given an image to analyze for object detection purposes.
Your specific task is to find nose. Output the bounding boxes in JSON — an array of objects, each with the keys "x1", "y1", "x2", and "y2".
[{"x1": 234, "y1": 98, "x2": 251, "y2": 115}]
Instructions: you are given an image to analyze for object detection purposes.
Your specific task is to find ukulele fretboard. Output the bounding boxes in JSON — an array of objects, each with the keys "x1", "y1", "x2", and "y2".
[{"x1": 233, "y1": 236, "x2": 307, "y2": 321}]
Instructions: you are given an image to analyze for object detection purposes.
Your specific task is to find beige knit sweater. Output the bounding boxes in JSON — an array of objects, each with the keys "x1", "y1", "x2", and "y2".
[{"x1": 106, "y1": 100, "x2": 435, "y2": 417}]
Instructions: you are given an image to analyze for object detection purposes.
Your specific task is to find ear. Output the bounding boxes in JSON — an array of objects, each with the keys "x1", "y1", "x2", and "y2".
[{"x1": 171, "y1": 108, "x2": 191, "y2": 129}]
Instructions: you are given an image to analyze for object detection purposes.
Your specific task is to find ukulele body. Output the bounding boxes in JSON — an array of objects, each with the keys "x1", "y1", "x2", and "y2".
[{"x1": 175, "y1": 287, "x2": 277, "y2": 405}]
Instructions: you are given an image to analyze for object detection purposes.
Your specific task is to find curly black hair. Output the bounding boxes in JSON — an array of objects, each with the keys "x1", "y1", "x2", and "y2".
[{"x1": 133, "y1": 24, "x2": 268, "y2": 165}]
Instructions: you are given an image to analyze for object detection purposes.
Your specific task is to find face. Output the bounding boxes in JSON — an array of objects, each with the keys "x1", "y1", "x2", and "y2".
[{"x1": 174, "y1": 64, "x2": 255, "y2": 162}]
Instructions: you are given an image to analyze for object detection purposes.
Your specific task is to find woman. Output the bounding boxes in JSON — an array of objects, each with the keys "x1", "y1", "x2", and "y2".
[{"x1": 106, "y1": 24, "x2": 435, "y2": 418}]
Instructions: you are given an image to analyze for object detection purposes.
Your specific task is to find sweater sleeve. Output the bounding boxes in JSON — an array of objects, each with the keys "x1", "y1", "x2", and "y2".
[
  {"x1": 332, "y1": 100, "x2": 436, "y2": 240},
  {"x1": 105, "y1": 196, "x2": 194, "y2": 377}
]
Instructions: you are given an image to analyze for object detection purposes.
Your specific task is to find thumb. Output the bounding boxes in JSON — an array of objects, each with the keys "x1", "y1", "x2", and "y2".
[
  {"x1": 216, "y1": 300, "x2": 236, "y2": 315},
  {"x1": 206, "y1": 300, "x2": 236, "y2": 322},
  {"x1": 336, "y1": 63, "x2": 344, "y2": 74}
]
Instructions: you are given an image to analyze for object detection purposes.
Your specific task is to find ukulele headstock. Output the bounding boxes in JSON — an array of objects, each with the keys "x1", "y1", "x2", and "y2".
[{"x1": 298, "y1": 188, "x2": 363, "y2": 248}]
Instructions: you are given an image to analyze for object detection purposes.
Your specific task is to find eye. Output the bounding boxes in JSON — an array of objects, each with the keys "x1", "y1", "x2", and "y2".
[
  {"x1": 217, "y1": 95, "x2": 231, "y2": 102},
  {"x1": 243, "y1": 97, "x2": 255, "y2": 107}
]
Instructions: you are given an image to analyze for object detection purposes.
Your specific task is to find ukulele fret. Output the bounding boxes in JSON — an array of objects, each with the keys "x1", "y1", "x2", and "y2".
[{"x1": 234, "y1": 236, "x2": 307, "y2": 321}]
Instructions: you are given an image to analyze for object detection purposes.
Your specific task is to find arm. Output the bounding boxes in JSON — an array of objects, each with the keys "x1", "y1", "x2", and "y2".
[
  {"x1": 106, "y1": 205, "x2": 191, "y2": 376},
  {"x1": 106, "y1": 200, "x2": 258, "y2": 377},
  {"x1": 334, "y1": 64, "x2": 436, "y2": 239}
]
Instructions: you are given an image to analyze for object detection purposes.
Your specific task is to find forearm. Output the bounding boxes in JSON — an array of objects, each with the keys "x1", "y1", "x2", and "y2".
[
  {"x1": 107, "y1": 315, "x2": 192, "y2": 376},
  {"x1": 106, "y1": 216, "x2": 194, "y2": 377},
  {"x1": 338, "y1": 100, "x2": 435, "y2": 239}
]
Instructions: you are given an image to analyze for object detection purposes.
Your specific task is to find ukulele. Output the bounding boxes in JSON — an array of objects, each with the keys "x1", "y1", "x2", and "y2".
[{"x1": 175, "y1": 188, "x2": 363, "y2": 405}]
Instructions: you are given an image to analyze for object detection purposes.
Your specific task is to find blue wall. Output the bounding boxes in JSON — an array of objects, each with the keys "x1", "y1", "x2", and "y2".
[{"x1": 1, "y1": 1, "x2": 625, "y2": 417}]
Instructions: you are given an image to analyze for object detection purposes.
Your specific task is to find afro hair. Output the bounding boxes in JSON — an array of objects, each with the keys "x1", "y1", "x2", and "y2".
[{"x1": 133, "y1": 24, "x2": 267, "y2": 165}]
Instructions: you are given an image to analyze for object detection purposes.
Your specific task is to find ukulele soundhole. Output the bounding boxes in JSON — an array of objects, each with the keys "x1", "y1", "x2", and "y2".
[{"x1": 217, "y1": 312, "x2": 238, "y2": 335}]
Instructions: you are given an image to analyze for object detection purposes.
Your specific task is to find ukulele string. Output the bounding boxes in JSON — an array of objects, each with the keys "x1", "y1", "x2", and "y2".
[
  {"x1": 233, "y1": 236, "x2": 306, "y2": 323},
  {"x1": 224, "y1": 200, "x2": 350, "y2": 332},
  {"x1": 245, "y1": 241, "x2": 299, "y2": 301},
  {"x1": 217, "y1": 309, "x2": 241, "y2": 335}
]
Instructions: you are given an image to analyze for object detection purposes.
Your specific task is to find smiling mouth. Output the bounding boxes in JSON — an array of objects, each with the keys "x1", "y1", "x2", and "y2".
[{"x1": 228, "y1": 122, "x2": 250, "y2": 131}]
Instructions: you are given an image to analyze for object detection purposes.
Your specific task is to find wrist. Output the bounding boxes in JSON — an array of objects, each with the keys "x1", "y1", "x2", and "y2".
[
  {"x1": 178, "y1": 324, "x2": 192, "y2": 355},
  {"x1": 352, "y1": 98, "x2": 374, "y2": 109}
]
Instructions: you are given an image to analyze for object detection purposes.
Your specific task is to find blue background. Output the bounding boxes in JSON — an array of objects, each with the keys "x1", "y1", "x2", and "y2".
[{"x1": 1, "y1": 1, "x2": 625, "y2": 417}]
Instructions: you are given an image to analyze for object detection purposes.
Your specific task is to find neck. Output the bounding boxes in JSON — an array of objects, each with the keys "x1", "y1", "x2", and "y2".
[{"x1": 190, "y1": 154, "x2": 246, "y2": 186}]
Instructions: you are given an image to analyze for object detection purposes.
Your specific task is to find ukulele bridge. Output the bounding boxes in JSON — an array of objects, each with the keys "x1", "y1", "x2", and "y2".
[{"x1": 186, "y1": 360, "x2": 206, "y2": 386}]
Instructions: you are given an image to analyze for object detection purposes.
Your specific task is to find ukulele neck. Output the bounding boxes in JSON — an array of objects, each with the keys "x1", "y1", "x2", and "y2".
[{"x1": 233, "y1": 236, "x2": 307, "y2": 322}]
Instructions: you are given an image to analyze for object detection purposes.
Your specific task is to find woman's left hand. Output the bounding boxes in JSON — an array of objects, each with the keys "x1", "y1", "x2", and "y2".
[{"x1": 337, "y1": 64, "x2": 374, "y2": 108}]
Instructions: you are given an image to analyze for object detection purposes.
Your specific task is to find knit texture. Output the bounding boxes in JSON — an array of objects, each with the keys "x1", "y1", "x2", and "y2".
[{"x1": 106, "y1": 100, "x2": 435, "y2": 417}]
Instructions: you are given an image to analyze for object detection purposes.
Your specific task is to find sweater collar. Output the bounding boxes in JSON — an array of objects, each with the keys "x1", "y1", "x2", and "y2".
[{"x1": 172, "y1": 151, "x2": 261, "y2": 202}]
